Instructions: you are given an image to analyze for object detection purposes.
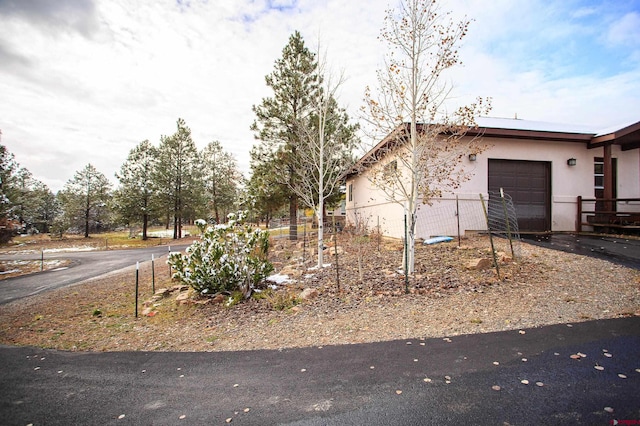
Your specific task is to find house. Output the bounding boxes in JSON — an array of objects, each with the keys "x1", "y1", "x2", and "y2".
[{"x1": 344, "y1": 117, "x2": 640, "y2": 239}]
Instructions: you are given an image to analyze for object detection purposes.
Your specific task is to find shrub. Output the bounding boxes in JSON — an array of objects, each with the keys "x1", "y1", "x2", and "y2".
[{"x1": 168, "y1": 211, "x2": 273, "y2": 299}]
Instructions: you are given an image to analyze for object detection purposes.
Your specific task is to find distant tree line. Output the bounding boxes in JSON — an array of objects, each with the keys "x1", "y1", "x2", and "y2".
[
  {"x1": 1, "y1": 32, "x2": 361, "y2": 246},
  {"x1": 0, "y1": 118, "x2": 244, "y2": 241}
]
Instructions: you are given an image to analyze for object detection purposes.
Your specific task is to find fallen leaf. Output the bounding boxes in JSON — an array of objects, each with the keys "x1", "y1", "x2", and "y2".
[
  {"x1": 492, "y1": 385, "x2": 501, "y2": 391},
  {"x1": 604, "y1": 407, "x2": 614, "y2": 413},
  {"x1": 595, "y1": 365, "x2": 604, "y2": 371},
  {"x1": 518, "y1": 330, "x2": 526, "y2": 335},
  {"x1": 577, "y1": 352, "x2": 587, "y2": 358},
  {"x1": 535, "y1": 382, "x2": 544, "y2": 387},
  {"x1": 370, "y1": 366, "x2": 375, "y2": 369},
  {"x1": 179, "y1": 415, "x2": 186, "y2": 419},
  {"x1": 413, "y1": 359, "x2": 418, "y2": 362},
  {"x1": 396, "y1": 390, "x2": 402, "y2": 395},
  {"x1": 423, "y1": 377, "x2": 432, "y2": 383},
  {"x1": 570, "y1": 354, "x2": 581, "y2": 360},
  {"x1": 301, "y1": 368, "x2": 307, "y2": 372},
  {"x1": 521, "y1": 379, "x2": 529, "y2": 385},
  {"x1": 618, "y1": 374, "x2": 627, "y2": 379},
  {"x1": 493, "y1": 361, "x2": 500, "y2": 366},
  {"x1": 244, "y1": 408, "x2": 250, "y2": 413},
  {"x1": 225, "y1": 418, "x2": 232, "y2": 423},
  {"x1": 521, "y1": 358, "x2": 528, "y2": 362},
  {"x1": 604, "y1": 353, "x2": 612, "y2": 358},
  {"x1": 233, "y1": 384, "x2": 239, "y2": 388},
  {"x1": 118, "y1": 414, "x2": 125, "y2": 419}
]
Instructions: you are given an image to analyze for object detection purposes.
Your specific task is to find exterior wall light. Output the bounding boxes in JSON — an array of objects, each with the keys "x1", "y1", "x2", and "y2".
[
  {"x1": 468, "y1": 153, "x2": 477, "y2": 161},
  {"x1": 567, "y1": 158, "x2": 577, "y2": 166}
]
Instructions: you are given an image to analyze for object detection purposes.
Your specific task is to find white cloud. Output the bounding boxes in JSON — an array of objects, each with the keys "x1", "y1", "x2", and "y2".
[
  {"x1": 0, "y1": 0, "x2": 639, "y2": 193},
  {"x1": 606, "y1": 11, "x2": 640, "y2": 47}
]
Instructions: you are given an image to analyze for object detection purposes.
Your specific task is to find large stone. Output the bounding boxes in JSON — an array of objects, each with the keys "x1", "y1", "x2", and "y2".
[
  {"x1": 466, "y1": 258, "x2": 493, "y2": 270},
  {"x1": 211, "y1": 294, "x2": 226, "y2": 304},
  {"x1": 175, "y1": 291, "x2": 191, "y2": 305},
  {"x1": 300, "y1": 288, "x2": 319, "y2": 300},
  {"x1": 280, "y1": 264, "x2": 303, "y2": 278},
  {"x1": 154, "y1": 288, "x2": 170, "y2": 297},
  {"x1": 323, "y1": 246, "x2": 344, "y2": 256}
]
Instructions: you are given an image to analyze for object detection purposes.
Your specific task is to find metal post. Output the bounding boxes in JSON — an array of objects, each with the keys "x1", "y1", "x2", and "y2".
[
  {"x1": 168, "y1": 245, "x2": 171, "y2": 277},
  {"x1": 135, "y1": 262, "x2": 139, "y2": 318},
  {"x1": 456, "y1": 195, "x2": 461, "y2": 247},
  {"x1": 479, "y1": 193, "x2": 501, "y2": 280},
  {"x1": 40, "y1": 250, "x2": 44, "y2": 271},
  {"x1": 404, "y1": 213, "x2": 409, "y2": 294},
  {"x1": 151, "y1": 254, "x2": 155, "y2": 294},
  {"x1": 333, "y1": 214, "x2": 340, "y2": 291}
]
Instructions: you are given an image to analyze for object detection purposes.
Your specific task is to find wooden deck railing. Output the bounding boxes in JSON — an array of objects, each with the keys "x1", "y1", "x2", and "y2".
[{"x1": 577, "y1": 196, "x2": 640, "y2": 233}]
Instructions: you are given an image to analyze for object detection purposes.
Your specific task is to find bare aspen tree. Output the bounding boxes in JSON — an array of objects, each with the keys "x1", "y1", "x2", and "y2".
[
  {"x1": 291, "y1": 44, "x2": 358, "y2": 268},
  {"x1": 361, "y1": 0, "x2": 491, "y2": 273}
]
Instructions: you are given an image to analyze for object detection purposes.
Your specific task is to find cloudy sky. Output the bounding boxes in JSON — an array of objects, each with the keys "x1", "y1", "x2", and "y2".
[{"x1": 1, "y1": 0, "x2": 639, "y2": 192}]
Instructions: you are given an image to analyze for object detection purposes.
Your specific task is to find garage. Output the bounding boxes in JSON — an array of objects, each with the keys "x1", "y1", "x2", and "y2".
[{"x1": 488, "y1": 159, "x2": 551, "y2": 232}]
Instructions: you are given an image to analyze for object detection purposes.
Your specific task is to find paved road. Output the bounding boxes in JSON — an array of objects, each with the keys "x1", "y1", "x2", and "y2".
[
  {"x1": 523, "y1": 233, "x2": 640, "y2": 270},
  {"x1": 0, "y1": 244, "x2": 189, "y2": 305},
  {"x1": 1, "y1": 317, "x2": 638, "y2": 425}
]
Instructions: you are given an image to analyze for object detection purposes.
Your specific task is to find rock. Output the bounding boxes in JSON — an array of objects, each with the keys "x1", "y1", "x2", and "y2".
[
  {"x1": 171, "y1": 285, "x2": 189, "y2": 292},
  {"x1": 154, "y1": 288, "x2": 170, "y2": 297},
  {"x1": 175, "y1": 292, "x2": 191, "y2": 305},
  {"x1": 211, "y1": 294, "x2": 226, "y2": 304},
  {"x1": 323, "y1": 246, "x2": 344, "y2": 256},
  {"x1": 142, "y1": 307, "x2": 154, "y2": 316},
  {"x1": 466, "y1": 258, "x2": 493, "y2": 270},
  {"x1": 280, "y1": 264, "x2": 303, "y2": 278},
  {"x1": 300, "y1": 288, "x2": 319, "y2": 300}
]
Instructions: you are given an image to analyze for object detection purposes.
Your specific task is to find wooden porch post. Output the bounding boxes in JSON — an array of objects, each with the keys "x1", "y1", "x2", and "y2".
[{"x1": 603, "y1": 144, "x2": 613, "y2": 213}]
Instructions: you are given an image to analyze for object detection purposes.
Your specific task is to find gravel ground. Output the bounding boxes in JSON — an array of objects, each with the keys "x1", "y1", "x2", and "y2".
[{"x1": 0, "y1": 235, "x2": 638, "y2": 352}]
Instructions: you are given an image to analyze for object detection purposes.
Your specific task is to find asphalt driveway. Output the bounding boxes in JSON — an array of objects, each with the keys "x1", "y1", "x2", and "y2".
[
  {"x1": 523, "y1": 233, "x2": 640, "y2": 270},
  {"x1": 1, "y1": 317, "x2": 639, "y2": 425}
]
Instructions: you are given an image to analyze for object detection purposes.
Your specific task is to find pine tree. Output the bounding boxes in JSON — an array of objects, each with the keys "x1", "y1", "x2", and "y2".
[
  {"x1": 59, "y1": 164, "x2": 112, "y2": 238},
  {"x1": 114, "y1": 140, "x2": 158, "y2": 240},
  {"x1": 201, "y1": 141, "x2": 241, "y2": 224},
  {"x1": 155, "y1": 118, "x2": 201, "y2": 239},
  {"x1": 251, "y1": 31, "x2": 320, "y2": 240}
]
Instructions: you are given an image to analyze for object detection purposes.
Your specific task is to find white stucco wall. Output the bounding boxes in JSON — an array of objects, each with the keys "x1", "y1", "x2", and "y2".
[{"x1": 346, "y1": 136, "x2": 640, "y2": 238}]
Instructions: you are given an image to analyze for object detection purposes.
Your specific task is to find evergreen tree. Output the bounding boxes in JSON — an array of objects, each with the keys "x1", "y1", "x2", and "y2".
[
  {"x1": 114, "y1": 140, "x2": 158, "y2": 240},
  {"x1": 58, "y1": 164, "x2": 112, "y2": 238},
  {"x1": 247, "y1": 144, "x2": 289, "y2": 227},
  {"x1": 201, "y1": 141, "x2": 241, "y2": 224},
  {"x1": 251, "y1": 31, "x2": 320, "y2": 240},
  {"x1": 155, "y1": 118, "x2": 201, "y2": 239}
]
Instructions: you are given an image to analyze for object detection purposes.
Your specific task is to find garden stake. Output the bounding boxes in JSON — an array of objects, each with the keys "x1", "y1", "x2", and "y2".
[
  {"x1": 333, "y1": 214, "x2": 340, "y2": 291},
  {"x1": 404, "y1": 213, "x2": 409, "y2": 294},
  {"x1": 40, "y1": 250, "x2": 44, "y2": 271},
  {"x1": 500, "y1": 188, "x2": 516, "y2": 259},
  {"x1": 151, "y1": 254, "x2": 155, "y2": 294},
  {"x1": 168, "y1": 245, "x2": 171, "y2": 277},
  {"x1": 135, "y1": 261, "x2": 139, "y2": 318}
]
